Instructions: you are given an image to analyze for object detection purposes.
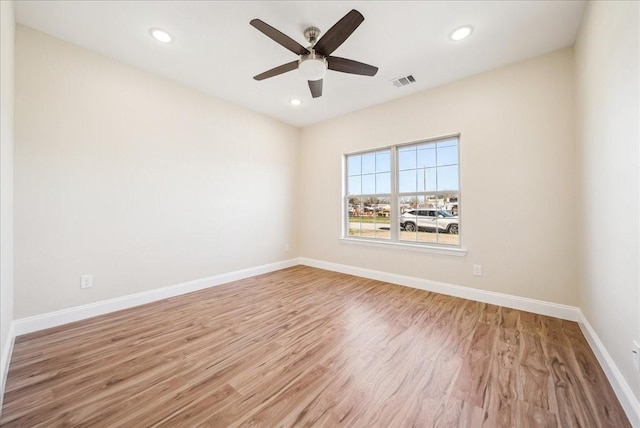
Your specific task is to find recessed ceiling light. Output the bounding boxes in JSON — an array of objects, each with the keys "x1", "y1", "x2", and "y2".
[
  {"x1": 150, "y1": 28, "x2": 172, "y2": 43},
  {"x1": 450, "y1": 25, "x2": 473, "y2": 41},
  {"x1": 290, "y1": 99, "x2": 302, "y2": 106}
]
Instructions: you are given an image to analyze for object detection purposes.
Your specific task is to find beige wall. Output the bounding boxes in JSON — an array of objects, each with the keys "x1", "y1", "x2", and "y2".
[
  {"x1": 1, "y1": 0, "x2": 15, "y2": 391},
  {"x1": 14, "y1": 27, "x2": 299, "y2": 318},
  {"x1": 575, "y1": 1, "x2": 640, "y2": 402},
  {"x1": 300, "y1": 48, "x2": 577, "y2": 305}
]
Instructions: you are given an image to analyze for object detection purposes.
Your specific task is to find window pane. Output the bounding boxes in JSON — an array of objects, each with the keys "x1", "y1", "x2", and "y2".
[
  {"x1": 347, "y1": 197, "x2": 391, "y2": 240},
  {"x1": 399, "y1": 194, "x2": 448, "y2": 244},
  {"x1": 438, "y1": 231, "x2": 459, "y2": 245},
  {"x1": 398, "y1": 147, "x2": 416, "y2": 170},
  {"x1": 376, "y1": 151, "x2": 390, "y2": 173},
  {"x1": 437, "y1": 165, "x2": 459, "y2": 191},
  {"x1": 399, "y1": 196, "x2": 418, "y2": 242},
  {"x1": 443, "y1": 193, "x2": 459, "y2": 216},
  {"x1": 417, "y1": 167, "x2": 437, "y2": 192},
  {"x1": 347, "y1": 197, "x2": 363, "y2": 237},
  {"x1": 399, "y1": 169, "x2": 417, "y2": 193},
  {"x1": 376, "y1": 172, "x2": 390, "y2": 194},
  {"x1": 348, "y1": 219, "x2": 361, "y2": 236},
  {"x1": 417, "y1": 146, "x2": 436, "y2": 168},
  {"x1": 362, "y1": 174, "x2": 375, "y2": 194},
  {"x1": 417, "y1": 229, "x2": 438, "y2": 244},
  {"x1": 374, "y1": 197, "x2": 391, "y2": 239},
  {"x1": 437, "y1": 193, "x2": 459, "y2": 245},
  {"x1": 400, "y1": 195, "x2": 421, "y2": 211},
  {"x1": 423, "y1": 194, "x2": 439, "y2": 209},
  {"x1": 362, "y1": 153, "x2": 375, "y2": 174},
  {"x1": 348, "y1": 176, "x2": 361, "y2": 195},
  {"x1": 399, "y1": 195, "x2": 440, "y2": 243},
  {"x1": 413, "y1": 192, "x2": 458, "y2": 245},
  {"x1": 348, "y1": 155, "x2": 361, "y2": 176},
  {"x1": 437, "y1": 138, "x2": 458, "y2": 148},
  {"x1": 437, "y1": 144, "x2": 458, "y2": 166}
]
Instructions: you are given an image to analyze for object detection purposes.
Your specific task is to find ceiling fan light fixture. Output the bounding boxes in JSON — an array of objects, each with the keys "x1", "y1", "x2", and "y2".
[
  {"x1": 251, "y1": 10, "x2": 375, "y2": 98},
  {"x1": 450, "y1": 25, "x2": 473, "y2": 41},
  {"x1": 298, "y1": 56, "x2": 327, "y2": 81},
  {"x1": 149, "y1": 28, "x2": 172, "y2": 43}
]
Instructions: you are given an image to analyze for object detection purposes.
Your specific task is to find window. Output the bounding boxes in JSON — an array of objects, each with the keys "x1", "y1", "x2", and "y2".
[{"x1": 344, "y1": 136, "x2": 460, "y2": 248}]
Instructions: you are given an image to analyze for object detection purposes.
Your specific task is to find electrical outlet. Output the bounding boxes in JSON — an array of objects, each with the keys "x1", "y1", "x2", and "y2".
[
  {"x1": 633, "y1": 341, "x2": 640, "y2": 372},
  {"x1": 80, "y1": 274, "x2": 93, "y2": 289},
  {"x1": 473, "y1": 264, "x2": 483, "y2": 276},
  {"x1": 284, "y1": 244, "x2": 290, "y2": 252}
]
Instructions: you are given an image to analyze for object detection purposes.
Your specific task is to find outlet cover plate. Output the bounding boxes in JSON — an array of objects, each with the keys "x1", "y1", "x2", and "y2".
[
  {"x1": 473, "y1": 264, "x2": 483, "y2": 276},
  {"x1": 80, "y1": 274, "x2": 93, "y2": 289}
]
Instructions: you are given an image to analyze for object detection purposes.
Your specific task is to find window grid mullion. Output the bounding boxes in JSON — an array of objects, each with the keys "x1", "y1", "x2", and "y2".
[{"x1": 390, "y1": 146, "x2": 398, "y2": 241}]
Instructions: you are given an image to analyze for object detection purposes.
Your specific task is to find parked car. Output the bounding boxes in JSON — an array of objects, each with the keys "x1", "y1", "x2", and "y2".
[{"x1": 400, "y1": 209, "x2": 459, "y2": 234}]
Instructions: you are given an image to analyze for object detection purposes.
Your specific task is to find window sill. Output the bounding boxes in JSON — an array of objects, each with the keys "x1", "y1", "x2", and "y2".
[{"x1": 339, "y1": 237, "x2": 467, "y2": 256}]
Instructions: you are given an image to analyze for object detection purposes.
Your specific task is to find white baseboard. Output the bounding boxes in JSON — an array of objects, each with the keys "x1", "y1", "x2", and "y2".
[
  {"x1": 0, "y1": 321, "x2": 16, "y2": 415},
  {"x1": 299, "y1": 257, "x2": 580, "y2": 321},
  {"x1": 13, "y1": 258, "x2": 299, "y2": 336},
  {"x1": 577, "y1": 310, "x2": 640, "y2": 427}
]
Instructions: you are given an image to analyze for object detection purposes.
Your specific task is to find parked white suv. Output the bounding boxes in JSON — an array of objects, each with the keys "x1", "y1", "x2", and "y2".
[{"x1": 400, "y1": 209, "x2": 459, "y2": 234}]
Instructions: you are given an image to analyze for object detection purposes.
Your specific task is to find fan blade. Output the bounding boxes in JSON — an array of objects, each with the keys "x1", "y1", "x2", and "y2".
[
  {"x1": 308, "y1": 79, "x2": 323, "y2": 98},
  {"x1": 253, "y1": 61, "x2": 299, "y2": 81},
  {"x1": 328, "y1": 56, "x2": 378, "y2": 76},
  {"x1": 313, "y1": 10, "x2": 364, "y2": 56},
  {"x1": 250, "y1": 19, "x2": 310, "y2": 56}
]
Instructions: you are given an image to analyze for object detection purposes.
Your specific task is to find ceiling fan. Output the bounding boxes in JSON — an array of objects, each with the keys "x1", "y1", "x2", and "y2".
[{"x1": 250, "y1": 9, "x2": 378, "y2": 98}]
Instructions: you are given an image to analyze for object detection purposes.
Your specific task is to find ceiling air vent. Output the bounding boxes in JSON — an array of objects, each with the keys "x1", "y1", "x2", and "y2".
[{"x1": 391, "y1": 75, "x2": 416, "y2": 87}]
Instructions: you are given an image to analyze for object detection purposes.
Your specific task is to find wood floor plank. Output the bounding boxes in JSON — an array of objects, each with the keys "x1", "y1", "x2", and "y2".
[
  {"x1": 477, "y1": 302, "x2": 501, "y2": 326},
  {"x1": 515, "y1": 400, "x2": 559, "y2": 428},
  {"x1": 499, "y1": 306, "x2": 521, "y2": 346},
  {"x1": 561, "y1": 320, "x2": 631, "y2": 427},
  {"x1": 232, "y1": 364, "x2": 331, "y2": 427},
  {"x1": 1, "y1": 266, "x2": 630, "y2": 427},
  {"x1": 355, "y1": 348, "x2": 437, "y2": 427},
  {"x1": 541, "y1": 317, "x2": 612, "y2": 427},
  {"x1": 451, "y1": 321, "x2": 499, "y2": 407},
  {"x1": 482, "y1": 340, "x2": 519, "y2": 427},
  {"x1": 389, "y1": 356, "x2": 463, "y2": 427},
  {"x1": 517, "y1": 332, "x2": 553, "y2": 411},
  {"x1": 432, "y1": 299, "x2": 482, "y2": 361},
  {"x1": 277, "y1": 348, "x2": 379, "y2": 426},
  {"x1": 432, "y1": 397, "x2": 483, "y2": 428}
]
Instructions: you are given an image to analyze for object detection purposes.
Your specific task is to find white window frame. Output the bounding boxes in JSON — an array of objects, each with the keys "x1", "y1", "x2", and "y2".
[{"x1": 341, "y1": 134, "x2": 466, "y2": 256}]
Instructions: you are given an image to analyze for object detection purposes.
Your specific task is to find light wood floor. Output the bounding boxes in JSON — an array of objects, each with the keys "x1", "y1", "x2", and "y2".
[{"x1": 1, "y1": 266, "x2": 629, "y2": 427}]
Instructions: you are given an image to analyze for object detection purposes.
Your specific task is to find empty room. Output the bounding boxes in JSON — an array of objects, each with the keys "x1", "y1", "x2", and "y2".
[{"x1": 0, "y1": 0, "x2": 638, "y2": 426}]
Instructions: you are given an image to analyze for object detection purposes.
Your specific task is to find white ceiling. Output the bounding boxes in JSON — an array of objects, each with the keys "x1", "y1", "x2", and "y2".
[{"x1": 15, "y1": 1, "x2": 586, "y2": 128}]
